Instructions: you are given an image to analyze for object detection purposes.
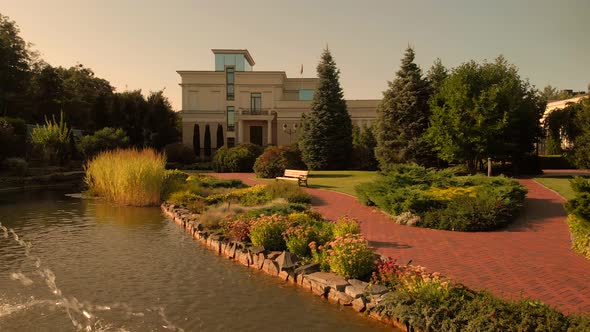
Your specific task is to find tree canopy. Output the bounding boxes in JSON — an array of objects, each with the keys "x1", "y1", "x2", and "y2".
[
  {"x1": 375, "y1": 47, "x2": 433, "y2": 168},
  {"x1": 426, "y1": 56, "x2": 545, "y2": 173},
  {"x1": 299, "y1": 48, "x2": 352, "y2": 170}
]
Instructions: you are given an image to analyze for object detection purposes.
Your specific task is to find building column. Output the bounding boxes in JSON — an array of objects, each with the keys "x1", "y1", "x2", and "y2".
[
  {"x1": 239, "y1": 120, "x2": 245, "y2": 144},
  {"x1": 267, "y1": 120, "x2": 273, "y2": 145}
]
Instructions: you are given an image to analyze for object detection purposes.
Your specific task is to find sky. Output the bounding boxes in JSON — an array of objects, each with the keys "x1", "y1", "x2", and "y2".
[{"x1": 2, "y1": 0, "x2": 589, "y2": 110}]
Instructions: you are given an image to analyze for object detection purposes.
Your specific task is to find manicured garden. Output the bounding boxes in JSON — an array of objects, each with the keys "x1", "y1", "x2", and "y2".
[{"x1": 356, "y1": 164, "x2": 527, "y2": 231}]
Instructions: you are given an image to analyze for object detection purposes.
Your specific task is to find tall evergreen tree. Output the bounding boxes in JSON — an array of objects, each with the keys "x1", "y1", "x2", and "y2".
[
  {"x1": 375, "y1": 47, "x2": 432, "y2": 168},
  {"x1": 204, "y1": 124, "x2": 211, "y2": 158},
  {"x1": 216, "y1": 123, "x2": 224, "y2": 148},
  {"x1": 299, "y1": 48, "x2": 352, "y2": 170},
  {"x1": 427, "y1": 58, "x2": 448, "y2": 101},
  {"x1": 193, "y1": 123, "x2": 200, "y2": 158}
]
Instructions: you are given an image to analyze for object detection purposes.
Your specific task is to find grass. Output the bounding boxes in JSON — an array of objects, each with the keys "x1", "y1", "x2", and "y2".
[
  {"x1": 254, "y1": 170, "x2": 376, "y2": 196},
  {"x1": 534, "y1": 176, "x2": 576, "y2": 200},
  {"x1": 85, "y1": 148, "x2": 166, "y2": 206}
]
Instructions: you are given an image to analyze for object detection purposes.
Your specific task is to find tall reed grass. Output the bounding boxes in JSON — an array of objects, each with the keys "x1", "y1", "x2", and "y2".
[{"x1": 85, "y1": 148, "x2": 166, "y2": 206}]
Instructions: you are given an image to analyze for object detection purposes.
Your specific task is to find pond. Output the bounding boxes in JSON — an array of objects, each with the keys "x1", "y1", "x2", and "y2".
[{"x1": 0, "y1": 191, "x2": 393, "y2": 331}]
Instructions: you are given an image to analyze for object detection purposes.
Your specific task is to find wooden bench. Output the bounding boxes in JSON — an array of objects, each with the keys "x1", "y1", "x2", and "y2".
[{"x1": 276, "y1": 169, "x2": 309, "y2": 187}]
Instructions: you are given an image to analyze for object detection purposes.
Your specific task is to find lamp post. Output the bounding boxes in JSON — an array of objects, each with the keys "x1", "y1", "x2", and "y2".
[{"x1": 282, "y1": 123, "x2": 299, "y2": 144}]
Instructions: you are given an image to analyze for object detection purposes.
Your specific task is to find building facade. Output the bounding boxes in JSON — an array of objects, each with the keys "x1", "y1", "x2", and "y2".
[{"x1": 178, "y1": 49, "x2": 379, "y2": 152}]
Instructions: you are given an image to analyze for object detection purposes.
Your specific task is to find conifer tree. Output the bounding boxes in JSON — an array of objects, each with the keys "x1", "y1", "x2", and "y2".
[
  {"x1": 204, "y1": 124, "x2": 211, "y2": 158},
  {"x1": 375, "y1": 47, "x2": 431, "y2": 168},
  {"x1": 216, "y1": 123, "x2": 224, "y2": 148},
  {"x1": 299, "y1": 48, "x2": 352, "y2": 169},
  {"x1": 192, "y1": 123, "x2": 200, "y2": 158}
]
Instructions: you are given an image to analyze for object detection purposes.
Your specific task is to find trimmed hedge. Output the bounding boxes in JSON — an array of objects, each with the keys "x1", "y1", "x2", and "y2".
[{"x1": 539, "y1": 155, "x2": 576, "y2": 170}]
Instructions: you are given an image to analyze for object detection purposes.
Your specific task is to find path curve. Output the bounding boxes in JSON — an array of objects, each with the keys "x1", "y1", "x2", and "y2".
[{"x1": 210, "y1": 173, "x2": 590, "y2": 313}]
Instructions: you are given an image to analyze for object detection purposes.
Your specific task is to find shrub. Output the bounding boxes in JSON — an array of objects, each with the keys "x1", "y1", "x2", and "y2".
[
  {"x1": 225, "y1": 184, "x2": 271, "y2": 206},
  {"x1": 332, "y1": 216, "x2": 361, "y2": 237},
  {"x1": 264, "y1": 180, "x2": 311, "y2": 204},
  {"x1": 213, "y1": 143, "x2": 263, "y2": 173},
  {"x1": 539, "y1": 155, "x2": 575, "y2": 169},
  {"x1": 356, "y1": 165, "x2": 526, "y2": 231},
  {"x1": 253, "y1": 145, "x2": 306, "y2": 178},
  {"x1": 566, "y1": 215, "x2": 590, "y2": 259},
  {"x1": 77, "y1": 127, "x2": 129, "y2": 158},
  {"x1": 187, "y1": 174, "x2": 244, "y2": 189},
  {"x1": 244, "y1": 203, "x2": 309, "y2": 217},
  {"x1": 0, "y1": 117, "x2": 26, "y2": 158},
  {"x1": 31, "y1": 113, "x2": 71, "y2": 163},
  {"x1": 283, "y1": 224, "x2": 316, "y2": 257},
  {"x1": 249, "y1": 215, "x2": 290, "y2": 251},
  {"x1": 566, "y1": 177, "x2": 590, "y2": 221},
  {"x1": 2, "y1": 157, "x2": 27, "y2": 176},
  {"x1": 223, "y1": 217, "x2": 254, "y2": 242},
  {"x1": 161, "y1": 169, "x2": 189, "y2": 196},
  {"x1": 323, "y1": 233, "x2": 376, "y2": 279},
  {"x1": 164, "y1": 142, "x2": 197, "y2": 164},
  {"x1": 85, "y1": 148, "x2": 166, "y2": 206}
]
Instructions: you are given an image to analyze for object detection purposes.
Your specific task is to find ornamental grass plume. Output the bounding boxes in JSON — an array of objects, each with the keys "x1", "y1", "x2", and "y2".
[{"x1": 85, "y1": 148, "x2": 166, "y2": 206}]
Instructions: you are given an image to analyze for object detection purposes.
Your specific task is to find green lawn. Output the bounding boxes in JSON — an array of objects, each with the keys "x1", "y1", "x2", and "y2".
[
  {"x1": 534, "y1": 177, "x2": 575, "y2": 200},
  {"x1": 255, "y1": 170, "x2": 377, "y2": 196}
]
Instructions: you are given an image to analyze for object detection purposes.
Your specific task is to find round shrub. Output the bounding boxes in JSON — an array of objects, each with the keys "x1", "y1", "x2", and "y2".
[
  {"x1": 283, "y1": 224, "x2": 315, "y2": 257},
  {"x1": 223, "y1": 218, "x2": 254, "y2": 242},
  {"x1": 249, "y1": 215, "x2": 290, "y2": 251},
  {"x1": 254, "y1": 145, "x2": 306, "y2": 178},
  {"x1": 333, "y1": 216, "x2": 361, "y2": 238},
  {"x1": 78, "y1": 127, "x2": 130, "y2": 158},
  {"x1": 213, "y1": 143, "x2": 263, "y2": 173},
  {"x1": 2, "y1": 157, "x2": 27, "y2": 176},
  {"x1": 164, "y1": 142, "x2": 197, "y2": 164},
  {"x1": 323, "y1": 233, "x2": 376, "y2": 279}
]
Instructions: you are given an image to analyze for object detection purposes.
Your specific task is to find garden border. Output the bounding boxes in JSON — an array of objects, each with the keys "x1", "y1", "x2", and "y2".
[{"x1": 161, "y1": 202, "x2": 414, "y2": 332}]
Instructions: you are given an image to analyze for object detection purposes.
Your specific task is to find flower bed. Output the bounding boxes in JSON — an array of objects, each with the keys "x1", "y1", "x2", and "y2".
[{"x1": 355, "y1": 164, "x2": 527, "y2": 231}]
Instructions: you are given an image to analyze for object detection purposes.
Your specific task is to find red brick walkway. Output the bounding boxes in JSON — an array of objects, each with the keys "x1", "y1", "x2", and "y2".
[{"x1": 211, "y1": 173, "x2": 590, "y2": 313}]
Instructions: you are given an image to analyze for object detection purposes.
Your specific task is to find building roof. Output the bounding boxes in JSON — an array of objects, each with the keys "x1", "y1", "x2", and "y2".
[{"x1": 211, "y1": 49, "x2": 255, "y2": 66}]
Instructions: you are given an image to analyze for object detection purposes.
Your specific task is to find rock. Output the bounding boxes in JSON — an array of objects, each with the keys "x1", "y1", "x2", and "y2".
[
  {"x1": 367, "y1": 284, "x2": 388, "y2": 296},
  {"x1": 262, "y1": 259, "x2": 279, "y2": 276},
  {"x1": 228, "y1": 243, "x2": 237, "y2": 259},
  {"x1": 351, "y1": 297, "x2": 366, "y2": 312},
  {"x1": 249, "y1": 246, "x2": 265, "y2": 255},
  {"x1": 344, "y1": 284, "x2": 365, "y2": 299},
  {"x1": 294, "y1": 263, "x2": 320, "y2": 276},
  {"x1": 256, "y1": 253, "x2": 265, "y2": 269},
  {"x1": 278, "y1": 270, "x2": 291, "y2": 281},
  {"x1": 275, "y1": 251, "x2": 299, "y2": 271},
  {"x1": 266, "y1": 251, "x2": 282, "y2": 260},
  {"x1": 328, "y1": 289, "x2": 353, "y2": 305},
  {"x1": 305, "y1": 272, "x2": 349, "y2": 292}
]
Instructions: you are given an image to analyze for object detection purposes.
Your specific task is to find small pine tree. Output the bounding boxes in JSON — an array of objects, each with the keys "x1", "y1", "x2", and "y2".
[
  {"x1": 216, "y1": 123, "x2": 224, "y2": 149},
  {"x1": 375, "y1": 47, "x2": 432, "y2": 168},
  {"x1": 192, "y1": 123, "x2": 200, "y2": 159},
  {"x1": 204, "y1": 124, "x2": 211, "y2": 158},
  {"x1": 299, "y1": 48, "x2": 352, "y2": 170}
]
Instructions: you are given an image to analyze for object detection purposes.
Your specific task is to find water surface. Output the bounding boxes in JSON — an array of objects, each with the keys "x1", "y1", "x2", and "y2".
[{"x1": 0, "y1": 191, "x2": 392, "y2": 331}]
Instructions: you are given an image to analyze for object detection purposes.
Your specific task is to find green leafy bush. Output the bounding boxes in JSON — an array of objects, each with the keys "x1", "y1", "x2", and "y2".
[
  {"x1": 249, "y1": 215, "x2": 290, "y2": 251},
  {"x1": 243, "y1": 203, "x2": 309, "y2": 217},
  {"x1": 2, "y1": 157, "x2": 27, "y2": 176},
  {"x1": 566, "y1": 177, "x2": 590, "y2": 221},
  {"x1": 78, "y1": 127, "x2": 129, "y2": 158},
  {"x1": 0, "y1": 117, "x2": 26, "y2": 158},
  {"x1": 539, "y1": 155, "x2": 575, "y2": 169},
  {"x1": 164, "y1": 142, "x2": 197, "y2": 164},
  {"x1": 322, "y1": 233, "x2": 376, "y2": 279},
  {"x1": 253, "y1": 144, "x2": 306, "y2": 178},
  {"x1": 213, "y1": 143, "x2": 263, "y2": 172},
  {"x1": 356, "y1": 164, "x2": 526, "y2": 231},
  {"x1": 566, "y1": 215, "x2": 590, "y2": 259},
  {"x1": 283, "y1": 224, "x2": 316, "y2": 257},
  {"x1": 332, "y1": 216, "x2": 361, "y2": 237},
  {"x1": 31, "y1": 113, "x2": 72, "y2": 163},
  {"x1": 264, "y1": 180, "x2": 311, "y2": 204}
]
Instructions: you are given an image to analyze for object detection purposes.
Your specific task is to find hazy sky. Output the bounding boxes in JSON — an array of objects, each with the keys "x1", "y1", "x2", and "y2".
[{"x1": 3, "y1": 0, "x2": 589, "y2": 110}]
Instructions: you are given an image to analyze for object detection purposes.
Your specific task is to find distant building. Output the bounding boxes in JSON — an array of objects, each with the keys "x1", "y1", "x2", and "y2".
[{"x1": 177, "y1": 49, "x2": 379, "y2": 151}]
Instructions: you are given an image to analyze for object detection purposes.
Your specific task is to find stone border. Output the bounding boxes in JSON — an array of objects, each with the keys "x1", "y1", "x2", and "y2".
[{"x1": 161, "y1": 202, "x2": 413, "y2": 331}]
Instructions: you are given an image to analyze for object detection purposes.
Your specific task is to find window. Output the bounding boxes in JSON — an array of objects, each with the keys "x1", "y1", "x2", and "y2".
[
  {"x1": 227, "y1": 106, "x2": 235, "y2": 132},
  {"x1": 251, "y1": 92, "x2": 262, "y2": 113},
  {"x1": 226, "y1": 67, "x2": 235, "y2": 100},
  {"x1": 299, "y1": 89, "x2": 314, "y2": 101}
]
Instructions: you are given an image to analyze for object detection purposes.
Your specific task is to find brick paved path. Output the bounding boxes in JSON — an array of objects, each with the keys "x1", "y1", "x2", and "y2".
[{"x1": 211, "y1": 173, "x2": 590, "y2": 313}]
